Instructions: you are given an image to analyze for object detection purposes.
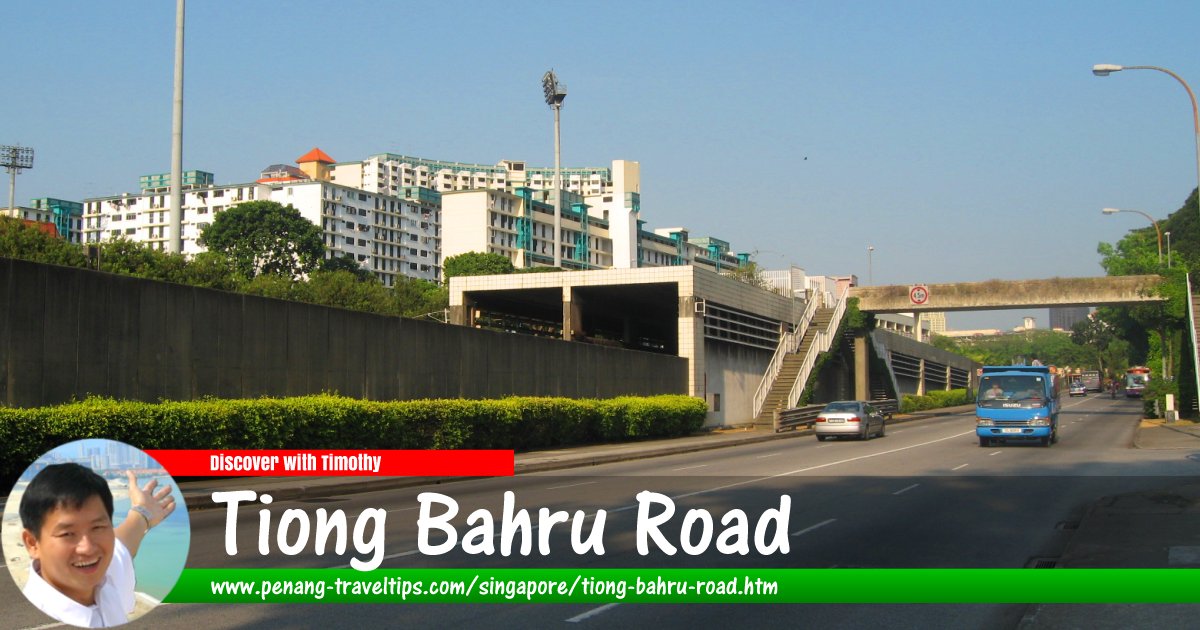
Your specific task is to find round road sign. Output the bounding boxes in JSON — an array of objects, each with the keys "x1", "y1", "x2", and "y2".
[{"x1": 909, "y1": 285, "x2": 930, "y2": 305}]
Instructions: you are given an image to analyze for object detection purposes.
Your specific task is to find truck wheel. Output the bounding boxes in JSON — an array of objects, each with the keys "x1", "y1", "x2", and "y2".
[{"x1": 1040, "y1": 436, "x2": 1051, "y2": 447}]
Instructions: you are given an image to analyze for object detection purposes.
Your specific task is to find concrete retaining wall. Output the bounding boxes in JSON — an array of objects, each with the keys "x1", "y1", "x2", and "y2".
[{"x1": 0, "y1": 258, "x2": 687, "y2": 407}]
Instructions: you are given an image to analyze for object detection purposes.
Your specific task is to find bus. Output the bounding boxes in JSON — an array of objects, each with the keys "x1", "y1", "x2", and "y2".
[
  {"x1": 1081, "y1": 370, "x2": 1102, "y2": 393},
  {"x1": 1125, "y1": 366, "x2": 1151, "y2": 398}
]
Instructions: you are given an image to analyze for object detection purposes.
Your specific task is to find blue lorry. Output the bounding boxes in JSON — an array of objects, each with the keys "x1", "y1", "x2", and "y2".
[{"x1": 975, "y1": 365, "x2": 1061, "y2": 447}]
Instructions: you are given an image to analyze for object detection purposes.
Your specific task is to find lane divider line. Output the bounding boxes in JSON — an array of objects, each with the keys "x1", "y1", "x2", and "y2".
[
  {"x1": 567, "y1": 603, "x2": 621, "y2": 623},
  {"x1": 546, "y1": 481, "x2": 597, "y2": 491},
  {"x1": 892, "y1": 483, "x2": 919, "y2": 495},
  {"x1": 791, "y1": 518, "x2": 837, "y2": 537}
]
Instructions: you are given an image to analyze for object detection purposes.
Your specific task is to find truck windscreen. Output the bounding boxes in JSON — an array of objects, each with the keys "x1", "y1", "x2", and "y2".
[{"x1": 977, "y1": 375, "x2": 1047, "y2": 408}]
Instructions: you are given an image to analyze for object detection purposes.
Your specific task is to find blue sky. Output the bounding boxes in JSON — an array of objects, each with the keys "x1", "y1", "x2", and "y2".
[{"x1": 6, "y1": 1, "x2": 1200, "y2": 329}]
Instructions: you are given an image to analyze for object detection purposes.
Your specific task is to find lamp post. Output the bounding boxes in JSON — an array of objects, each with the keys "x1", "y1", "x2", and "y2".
[
  {"x1": 169, "y1": 0, "x2": 185, "y2": 254},
  {"x1": 1093, "y1": 64, "x2": 1200, "y2": 225},
  {"x1": 1166, "y1": 231, "x2": 1172, "y2": 268},
  {"x1": 542, "y1": 70, "x2": 567, "y2": 268},
  {"x1": 867, "y1": 245, "x2": 875, "y2": 285},
  {"x1": 1102, "y1": 207, "x2": 1162, "y2": 264}
]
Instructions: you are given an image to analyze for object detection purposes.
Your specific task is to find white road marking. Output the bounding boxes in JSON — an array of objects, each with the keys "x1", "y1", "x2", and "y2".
[
  {"x1": 756, "y1": 452, "x2": 782, "y2": 459},
  {"x1": 567, "y1": 603, "x2": 621, "y2": 623},
  {"x1": 377, "y1": 431, "x2": 979, "y2": 565},
  {"x1": 892, "y1": 483, "x2": 919, "y2": 495},
  {"x1": 546, "y1": 481, "x2": 597, "y2": 490},
  {"x1": 791, "y1": 518, "x2": 837, "y2": 537},
  {"x1": 672, "y1": 464, "x2": 709, "y2": 471},
  {"x1": 988, "y1": 451, "x2": 1002, "y2": 456},
  {"x1": 951, "y1": 463, "x2": 969, "y2": 471}
]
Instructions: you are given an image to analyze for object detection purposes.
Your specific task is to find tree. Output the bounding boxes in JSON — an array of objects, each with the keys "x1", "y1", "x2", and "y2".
[
  {"x1": 724, "y1": 261, "x2": 772, "y2": 290},
  {"x1": 299, "y1": 270, "x2": 394, "y2": 314},
  {"x1": 198, "y1": 201, "x2": 323, "y2": 280},
  {"x1": 0, "y1": 217, "x2": 88, "y2": 267},
  {"x1": 443, "y1": 252, "x2": 515, "y2": 280},
  {"x1": 320, "y1": 254, "x2": 373, "y2": 282},
  {"x1": 392, "y1": 276, "x2": 449, "y2": 318},
  {"x1": 99, "y1": 238, "x2": 190, "y2": 282}
]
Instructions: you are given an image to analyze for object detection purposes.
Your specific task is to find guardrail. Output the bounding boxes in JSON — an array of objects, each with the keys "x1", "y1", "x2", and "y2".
[
  {"x1": 774, "y1": 404, "x2": 825, "y2": 432},
  {"x1": 774, "y1": 398, "x2": 898, "y2": 433}
]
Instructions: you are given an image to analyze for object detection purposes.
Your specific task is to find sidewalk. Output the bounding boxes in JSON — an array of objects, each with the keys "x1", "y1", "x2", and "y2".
[{"x1": 1018, "y1": 419, "x2": 1200, "y2": 628}]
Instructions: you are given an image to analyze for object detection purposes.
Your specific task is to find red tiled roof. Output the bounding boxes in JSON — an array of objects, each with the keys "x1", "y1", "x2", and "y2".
[{"x1": 296, "y1": 147, "x2": 335, "y2": 164}]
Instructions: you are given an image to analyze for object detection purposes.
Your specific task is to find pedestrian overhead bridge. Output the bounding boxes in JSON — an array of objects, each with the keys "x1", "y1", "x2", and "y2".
[{"x1": 850, "y1": 275, "x2": 1164, "y2": 313}]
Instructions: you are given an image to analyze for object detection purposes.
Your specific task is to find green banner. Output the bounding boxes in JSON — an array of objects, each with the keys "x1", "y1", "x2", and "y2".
[{"x1": 166, "y1": 568, "x2": 1200, "y2": 604}]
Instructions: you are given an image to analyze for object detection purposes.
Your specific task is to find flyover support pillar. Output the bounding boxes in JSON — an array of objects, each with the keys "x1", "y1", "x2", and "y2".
[
  {"x1": 917, "y1": 358, "x2": 926, "y2": 396},
  {"x1": 563, "y1": 287, "x2": 583, "y2": 341},
  {"x1": 854, "y1": 332, "x2": 870, "y2": 400}
]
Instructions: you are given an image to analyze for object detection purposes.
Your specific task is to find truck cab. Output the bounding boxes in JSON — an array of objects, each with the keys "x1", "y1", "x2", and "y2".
[{"x1": 975, "y1": 365, "x2": 1060, "y2": 447}]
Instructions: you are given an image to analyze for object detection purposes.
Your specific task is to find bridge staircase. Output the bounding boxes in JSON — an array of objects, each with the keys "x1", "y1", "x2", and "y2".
[{"x1": 752, "y1": 286, "x2": 849, "y2": 428}]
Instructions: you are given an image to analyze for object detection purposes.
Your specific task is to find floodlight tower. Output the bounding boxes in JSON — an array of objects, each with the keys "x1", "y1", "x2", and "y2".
[
  {"x1": 2, "y1": 145, "x2": 35, "y2": 216},
  {"x1": 542, "y1": 70, "x2": 567, "y2": 267}
]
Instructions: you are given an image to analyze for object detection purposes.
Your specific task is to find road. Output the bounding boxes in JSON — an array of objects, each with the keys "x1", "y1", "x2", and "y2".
[{"x1": 4, "y1": 394, "x2": 1196, "y2": 629}]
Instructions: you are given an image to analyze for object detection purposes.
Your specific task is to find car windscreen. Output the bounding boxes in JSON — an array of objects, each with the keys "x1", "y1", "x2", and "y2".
[{"x1": 977, "y1": 375, "x2": 1048, "y2": 408}]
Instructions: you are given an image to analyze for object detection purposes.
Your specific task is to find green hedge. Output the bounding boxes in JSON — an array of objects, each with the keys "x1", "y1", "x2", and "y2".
[
  {"x1": 900, "y1": 389, "x2": 973, "y2": 413},
  {"x1": 0, "y1": 395, "x2": 707, "y2": 488}
]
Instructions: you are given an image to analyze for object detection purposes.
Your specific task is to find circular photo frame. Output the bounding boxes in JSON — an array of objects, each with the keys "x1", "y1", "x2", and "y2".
[{"x1": 2, "y1": 439, "x2": 190, "y2": 627}]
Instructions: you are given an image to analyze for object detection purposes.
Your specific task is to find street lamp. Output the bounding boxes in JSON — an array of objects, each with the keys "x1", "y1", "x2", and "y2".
[
  {"x1": 1166, "y1": 231, "x2": 1172, "y2": 268},
  {"x1": 1102, "y1": 207, "x2": 1162, "y2": 264},
  {"x1": 542, "y1": 70, "x2": 567, "y2": 268},
  {"x1": 169, "y1": 0, "x2": 186, "y2": 254},
  {"x1": 867, "y1": 245, "x2": 875, "y2": 285},
  {"x1": 1093, "y1": 64, "x2": 1200, "y2": 225}
]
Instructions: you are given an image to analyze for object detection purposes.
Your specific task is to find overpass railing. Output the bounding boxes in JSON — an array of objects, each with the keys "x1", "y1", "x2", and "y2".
[
  {"x1": 870, "y1": 331, "x2": 902, "y2": 401},
  {"x1": 776, "y1": 284, "x2": 849, "y2": 427},
  {"x1": 751, "y1": 295, "x2": 820, "y2": 420}
]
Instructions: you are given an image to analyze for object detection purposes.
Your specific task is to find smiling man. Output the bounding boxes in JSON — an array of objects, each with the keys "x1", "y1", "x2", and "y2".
[{"x1": 18, "y1": 463, "x2": 175, "y2": 628}]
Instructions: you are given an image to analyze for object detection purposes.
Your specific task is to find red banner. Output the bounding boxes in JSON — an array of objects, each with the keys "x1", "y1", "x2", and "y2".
[{"x1": 145, "y1": 449, "x2": 513, "y2": 477}]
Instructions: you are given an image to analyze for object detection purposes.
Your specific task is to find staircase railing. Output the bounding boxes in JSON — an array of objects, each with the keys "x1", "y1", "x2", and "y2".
[
  {"x1": 751, "y1": 296, "x2": 820, "y2": 419},
  {"x1": 778, "y1": 285, "x2": 850, "y2": 425}
]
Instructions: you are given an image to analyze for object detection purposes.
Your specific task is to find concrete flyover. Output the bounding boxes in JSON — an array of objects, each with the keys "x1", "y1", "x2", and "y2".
[{"x1": 850, "y1": 275, "x2": 1164, "y2": 313}]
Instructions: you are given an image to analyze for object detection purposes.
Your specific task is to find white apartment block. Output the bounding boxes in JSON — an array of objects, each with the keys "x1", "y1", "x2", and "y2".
[
  {"x1": 82, "y1": 172, "x2": 441, "y2": 285},
  {"x1": 332, "y1": 154, "x2": 742, "y2": 272},
  {"x1": 76, "y1": 148, "x2": 745, "y2": 287}
]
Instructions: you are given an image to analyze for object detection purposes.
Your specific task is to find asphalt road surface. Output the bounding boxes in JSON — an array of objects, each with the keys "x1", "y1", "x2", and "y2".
[{"x1": 4, "y1": 395, "x2": 1196, "y2": 629}]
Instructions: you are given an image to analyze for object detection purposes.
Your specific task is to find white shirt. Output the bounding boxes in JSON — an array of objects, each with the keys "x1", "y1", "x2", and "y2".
[{"x1": 23, "y1": 538, "x2": 136, "y2": 628}]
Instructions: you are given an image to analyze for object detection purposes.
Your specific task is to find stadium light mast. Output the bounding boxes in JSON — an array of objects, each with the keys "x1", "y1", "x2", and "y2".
[
  {"x1": 2, "y1": 145, "x2": 35, "y2": 217},
  {"x1": 542, "y1": 70, "x2": 567, "y2": 267}
]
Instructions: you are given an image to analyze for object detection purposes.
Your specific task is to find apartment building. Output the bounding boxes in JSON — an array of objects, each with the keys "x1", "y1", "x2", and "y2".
[
  {"x1": 82, "y1": 160, "x2": 441, "y2": 285},
  {"x1": 1, "y1": 198, "x2": 84, "y2": 243},
  {"x1": 77, "y1": 147, "x2": 745, "y2": 285}
]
